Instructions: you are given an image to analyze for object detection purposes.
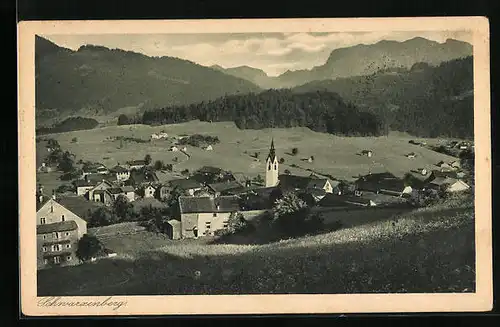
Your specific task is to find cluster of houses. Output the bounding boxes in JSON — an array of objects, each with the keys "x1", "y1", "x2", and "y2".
[{"x1": 35, "y1": 137, "x2": 473, "y2": 269}]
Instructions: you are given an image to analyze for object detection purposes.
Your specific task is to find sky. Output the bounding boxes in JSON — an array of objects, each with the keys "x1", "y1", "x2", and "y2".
[{"x1": 43, "y1": 31, "x2": 472, "y2": 77}]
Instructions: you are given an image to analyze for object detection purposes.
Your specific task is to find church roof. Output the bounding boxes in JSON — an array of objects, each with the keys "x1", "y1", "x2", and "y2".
[{"x1": 266, "y1": 138, "x2": 277, "y2": 162}]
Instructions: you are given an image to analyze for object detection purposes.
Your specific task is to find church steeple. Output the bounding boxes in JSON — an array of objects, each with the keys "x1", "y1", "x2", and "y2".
[
  {"x1": 265, "y1": 138, "x2": 279, "y2": 187},
  {"x1": 267, "y1": 138, "x2": 276, "y2": 162}
]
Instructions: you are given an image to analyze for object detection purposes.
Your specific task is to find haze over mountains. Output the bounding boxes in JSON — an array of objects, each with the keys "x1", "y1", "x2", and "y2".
[
  {"x1": 214, "y1": 37, "x2": 472, "y2": 88},
  {"x1": 35, "y1": 35, "x2": 473, "y2": 138}
]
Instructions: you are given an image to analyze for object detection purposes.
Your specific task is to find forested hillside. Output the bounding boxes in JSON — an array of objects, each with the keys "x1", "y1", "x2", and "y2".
[
  {"x1": 142, "y1": 90, "x2": 386, "y2": 136},
  {"x1": 293, "y1": 57, "x2": 474, "y2": 138},
  {"x1": 35, "y1": 36, "x2": 261, "y2": 115}
]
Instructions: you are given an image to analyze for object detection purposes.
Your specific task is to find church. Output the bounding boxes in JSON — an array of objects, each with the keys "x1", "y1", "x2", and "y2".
[{"x1": 263, "y1": 139, "x2": 339, "y2": 195}]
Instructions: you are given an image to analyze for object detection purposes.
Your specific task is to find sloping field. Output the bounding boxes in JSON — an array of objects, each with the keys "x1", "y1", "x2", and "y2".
[
  {"x1": 36, "y1": 121, "x2": 458, "y2": 182},
  {"x1": 38, "y1": 195, "x2": 475, "y2": 295}
]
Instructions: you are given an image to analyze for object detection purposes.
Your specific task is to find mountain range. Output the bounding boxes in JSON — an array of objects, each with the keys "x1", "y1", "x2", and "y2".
[
  {"x1": 35, "y1": 36, "x2": 261, "y2": 119},
  {"x1": 214, "y1": 37, "x2": 472, "y2": 88}
]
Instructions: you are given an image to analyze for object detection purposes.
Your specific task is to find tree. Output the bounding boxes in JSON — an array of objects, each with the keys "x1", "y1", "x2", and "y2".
[
  {"x1": 71, "y1": 137, "x2": 78, "y2": 143},
  {"x1": 224, "y1": 212, "x2": 251, "y2": 235},
  {"x1": 144, "y1": 154, "x2": 152, "y2": 165},
  {"x1": 291, "y1": 148, "x2": 299, "y2": 155},
  {"x1": 58, "y1": 151, "x2": 75, "y2": 173},
  {"x1": 165, "y1": 163, "x2": 173, "y2": 172},
  {"x1": 89, "y1": 207, "x2": 118, "y2": 227},
  {"x1": 113, "y1": 194, "x2": 133, "y2": 221},
  {"x1": 272, "y1": 191, "x2": 311, "y2": 235},
  {"x1": 76, "y1": 234, "x2": 104, "y2": 262},
  {"x1": 166, "y1": 186, "x2": 183, "y2": 219},
  {"x1": 279, "y1": 158, "x2": 285, "y2": 164},
  {"x1": 284, "y1": 169, "x2": 291, "y2": 175},
  {"x1": 117, "y1": 114, "x2": 129, "y2": 126},
  {"x1": 154, "y1": 160, "x2": 164, "y2": 171}
]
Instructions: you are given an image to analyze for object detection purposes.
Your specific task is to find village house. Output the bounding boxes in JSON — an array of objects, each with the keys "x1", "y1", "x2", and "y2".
[
  {"x1": 355, "y1": 172, "x2": 412, "y2": 197},
  {"x1": 85, "y1": 172, "x2": 118, "y2": 185},
  {"x1": 204, "y1": 145, "x2": 213, "y2": 151},
  {"x1": 74, "y1": 179, "x2": 97, "y2": 196},
  {"x1": 416, "y1": 168, "x2": 428, "y2": 176},
  {"x1": 143, "y1": 183, "x2": 158, "y2": 198},
  {"x1": 161, "y1": 178, "x2": 203, "y2": 198},
  {"x1": 317, "y1": 193, "x2": 377, "y2": 208},
  {"x1": 449, "y1": 160, "x2": 462, "y2": 170},
  {"x1": 127, "y1": 160, "x2": 147, "y2": 170},
  {"x1": 406, "y1": 152, "x2": 416, "y2": 159},
  {"x1": 165, "y1": 219, "x2": 182, "y2": 240},
  {"x1": 361, "y1": 150, "x2": 373, "y2": 157},
  {"x1": 109, "y1": 165, "x2": 130, "y2": 182},
  {"x1": 107, "y1": 186, "x2": 136, "y2": 202},
  {"x1": 427, "y1": 177, "x2": 470, "y2": 193},
  {"x1": 170, "y1": 146, "x2": 179, "y2": 152},
  {"x1": 194, "y1": 166, "x2": 235, "y2": 184},
  {"x1": 436, "y1": 161, "x2": 453, "y2": 170},
  {"x1": 129, "y1": 169, "x2": 159, "y2": 187},
  {"x1": 179, "y1": 195, "x2": 241, "y2": 238},
  {"x1": 207, "y1": 180, "x2": 245, "y2": 197},
  {"x1": 277, "y1": 174, "x2": 337, "y2": 194},
  {"x1": 88, "y1": 180, "x2": 114, "y2": 203},
  {"x1": 36, "y1": 195, "x2": 88, "y2": 269}
]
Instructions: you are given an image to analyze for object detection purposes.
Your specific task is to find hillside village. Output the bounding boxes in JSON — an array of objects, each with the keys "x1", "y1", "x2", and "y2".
[{"x1": 36, "y1": 132, "x2": 474, "y2": 270}]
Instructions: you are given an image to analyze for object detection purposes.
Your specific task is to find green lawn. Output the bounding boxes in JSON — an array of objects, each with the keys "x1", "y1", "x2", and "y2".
[{"x1": 37, "y1": 194, "x2": 475, "y2": 296}]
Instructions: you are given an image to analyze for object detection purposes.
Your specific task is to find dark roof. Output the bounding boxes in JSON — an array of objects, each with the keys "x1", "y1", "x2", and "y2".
[
  {"x1": 208, "y1": 181, "x2": 243, "y2": 193},
  {"x1": 429, "y1": 170, "x2": 458, "y2": 179},
  {"x1": 278, "y1": 174, "x2": 320, "y2": 189},
  {"x1": 168, "y1": 178, "x2": 202, "y2": 190},
  {"x1": 130, "y1": 170, "x2": 159, "y2": 184},
  {"x1": 85, "y1": 173, "x2": 117, "y2": 184},
  {"x1": 110, "y1": 165, "x2": 129, "y2": 173},
  {"x1": 37, "y1": 221, "x2": 78, "y2": 234},
  {"x1": 179, "y1": 196, "x2": 241, "y2": 214},
  {"x1": 197, "y1": 166, "x2": 224, "y2": 174},
  {"x1": 74, "y1": 179, "x2": 96, "y2": 187},
  {"x1": 128, "y1": 160, "x2": 147, "y2": 166},
  {"x1": 107, "y1": 187, "x2": 124, "y2": 195},
  {"x1": 378, "y1": 179, "x2": 407, "y2": 192},
  {"x1": 122, "y1": 186, "x2": 135, "y2": 192},
  {"x1": 318, "y1": 194, "x2": 373, "y2": 207},
  {"x1": 93, "y1": 189, "x2": 109, "y2": 195},
  {"x1": 266, "y1": 139, "x2": 277, "y2": 162}
]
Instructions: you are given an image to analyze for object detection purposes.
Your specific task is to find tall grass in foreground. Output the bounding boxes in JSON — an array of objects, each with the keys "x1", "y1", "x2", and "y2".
[{"x1": 38, "y1": 193, "x2": 475, "y2": 296}]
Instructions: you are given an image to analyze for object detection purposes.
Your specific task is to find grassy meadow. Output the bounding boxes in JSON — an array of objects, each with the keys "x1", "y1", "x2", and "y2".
[
  {"x1": 37, "y1": 194, "x2": 475, "y2": 296},
  {"x1": 37, "y1": 120, "x2": 459, "y2": 184}
]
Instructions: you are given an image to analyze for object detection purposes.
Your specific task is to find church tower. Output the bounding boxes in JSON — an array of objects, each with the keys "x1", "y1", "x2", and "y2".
[{"x1": 265, "y1": 138, "x2": 279, "y2": 187}]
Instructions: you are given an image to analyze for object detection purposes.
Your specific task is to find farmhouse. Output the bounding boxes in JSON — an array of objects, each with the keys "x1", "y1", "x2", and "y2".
[
  {"x1": 406, "y1": 152, "x2": 416, "y2": 158},
  {"x1": 361, "y1": 150, "x2": 373, "y2": 157},
  {"x1": 107, "y1": 186, "x2": 136, "y2": 202},
  {"x1": 165, "y1": 219, "x2": 181, "y2": 240},
  {"x1": 36, "y1": 196, "x2": 87, "y2": 270},
  {"x1": 88, "y1": 180, "x2": 114, "y2": 203},
  {"x1": 109, "y1": 165, "x2": 130, "y2": 182},
  {"x1": 436, "y1": 161, "x2": 453, "y2": 170},
  {"x1": 207, "y1": 180, "x2": 244, "y2": 197},
  {"x1": 179, "y1": 196, "x2": 241, "y2": 238},
  {"x1": 143, "y1": 183, "x2": 158, "y2": 198},
  {"x1": 85, "y1": 172, "x2": 117, "y2": 185},
  {"x1": 427, "y1": 177, "x2": 470, "y2": 193},
  {"x1": 355, "y1": 172, "x2": 411, "y2": 197},
  {"x1": 161, "y1": 178, "x2": 203, "y2": 197},
  {"x1": 204, "y1": 145, "x2": 213, "y2": 151},
  {"x1": 449, "y1": 160, "x2": 462, "y2": 169},
  {"x1": 129, "y1": 169, "x2": 159, "y2": 187},
  {"x1": 74, "y1": 179, "x2": 97, "y2": 196},
  {"x1": 127, "y1": 160, "x2": 147, "y2": 170}
]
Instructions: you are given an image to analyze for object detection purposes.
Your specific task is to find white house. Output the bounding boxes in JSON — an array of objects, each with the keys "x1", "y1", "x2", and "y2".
[
  {"x1": 205, "y1": 145, "x2": 213, "y2": 151},
  {"x1": 110, "y1": 165, "x2": 130, "y2": 182},
  {"x1": 143, "y1": 184, "x2": 157, "y2": 198}
]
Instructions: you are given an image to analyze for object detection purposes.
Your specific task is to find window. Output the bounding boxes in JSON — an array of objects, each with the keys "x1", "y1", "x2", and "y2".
[
  {"x1": 66, "y1": 244, "x2": 71, "y2": 249},
  {"x1": 223, "y1": 223, "x2": 228, "y2": 228},
  {"x1": 66, "y1": 256, "x2": 72, "y2": 261},
  {"x1": 52, "y1": 244, "x2": 62, "y2": 252},
  {"x1": 42, "y1": 246, "x2": 47, "y2": 252},
  {"x1": 205, "y1": 222, "x2": 211, "y2": 229},
  {"x1": 65, "y1": 232, "x2": 70, "y2": 237},
  {"x1": 61, "y1": 215, "x2": 65, "y2": 222},
  {"x1": 40, "y1": 218, "x2": 46, "y2": 225},
  {"x1": 43, "y1": 259, "x2": 48, "y2": 265},
  {"x1": 42, "y1": 235, "x2": 46, "y2": 240},
  {"x1": 274, "y1": 164, "x2": 277, "y2": 170},
  {"x1": 53, "y1": 256, "x2": 60, "y2": 264},
  {"x1": 213, "y1": 213, "x2": 217, "y2": 217},
  {"x1": 53, "y1": 232, "x2": 60, "y2": 239}
]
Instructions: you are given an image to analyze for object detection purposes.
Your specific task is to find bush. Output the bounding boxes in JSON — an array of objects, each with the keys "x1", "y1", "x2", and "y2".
[
  {"x1": 76, "y1": 234, "x2": 104, "y2": 262},
  {"x1": 154, "y1": 160, "x2": 164, "y2": 171},
  {"x1": 279, "y1": 158, "x2": 285, "y2": 164},
  {"x1": 71, "y1": 137, "x2": 78, "y2": 143},
  {"x1": 117, "y1": 114, "x2": 130, "y2": 126},
  {"x1": 291, "y1": 148, "x2": 298, "y2": 155},
  {"x1": 181, "y1": 169, "x2": 190, "y2": 176},
  {"x1": 89, "y1": 207, "x2": 119, "y2": 227},
  {"x1": 56, "y1": 184, "x2": 74, "y2": 194}
]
